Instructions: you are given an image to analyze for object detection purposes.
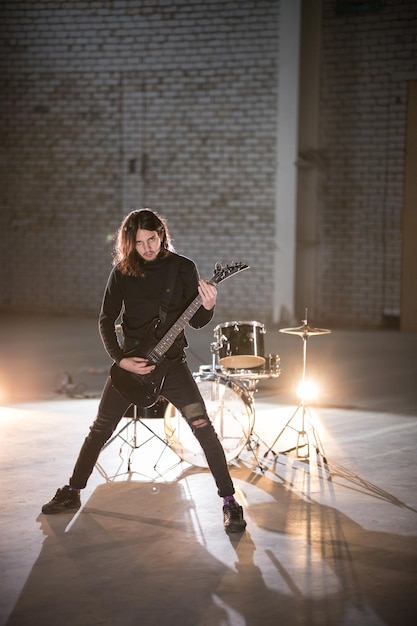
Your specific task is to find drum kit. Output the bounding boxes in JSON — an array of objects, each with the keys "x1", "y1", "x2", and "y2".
[
  {"x1": 165, "y1": 314, "x2": 331, "y2": 470},
  {"x1": 164, "y1": 320, "x2": 281, "y2": 468},
  {"x1": 106, "y1": 314, "x2": 331, "y2": 477}
]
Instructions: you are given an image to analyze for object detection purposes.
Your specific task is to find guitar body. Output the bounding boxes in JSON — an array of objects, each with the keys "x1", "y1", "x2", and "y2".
[
  {"x1": 110, "y1": 357, "x2": 169, "y2": 408},
  {"x1": 109, "y1": 262, "x2": 249, "y2": 408},
  {"x1": 110, "y1": 317, "x2": 171, "y2": 407}
]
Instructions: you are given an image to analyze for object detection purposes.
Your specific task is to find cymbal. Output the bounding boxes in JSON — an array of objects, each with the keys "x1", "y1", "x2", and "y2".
[{"x1": 279, "y1": 323, "x2": 331, "y2": 338}]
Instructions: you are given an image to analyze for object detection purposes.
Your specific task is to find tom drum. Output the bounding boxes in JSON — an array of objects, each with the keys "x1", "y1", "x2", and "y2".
[{"x1": 214, "y1": 320, "x2": 266, "y2": 369}]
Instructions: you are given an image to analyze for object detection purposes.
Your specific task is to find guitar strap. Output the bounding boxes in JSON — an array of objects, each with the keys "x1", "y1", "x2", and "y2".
[{"x1": 158, "y1": 254, "x2": 180, "y2": 325}]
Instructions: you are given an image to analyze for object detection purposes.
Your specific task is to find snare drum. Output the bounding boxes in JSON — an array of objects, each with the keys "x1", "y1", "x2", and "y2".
[
  {"x1": 224, "y1": 354, "x2": 281, "y2": 381},
  {"x1": 164, "y1": 374, "x2": 254, "y2": 468},
  {"x1": 214, "y1": 320, "x2": 266, "y2": 369}
]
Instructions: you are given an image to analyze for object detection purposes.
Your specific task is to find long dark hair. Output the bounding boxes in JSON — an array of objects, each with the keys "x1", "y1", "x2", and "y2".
[{"x1": 113, "y1": 209, "x2": 174, "y2": 276}]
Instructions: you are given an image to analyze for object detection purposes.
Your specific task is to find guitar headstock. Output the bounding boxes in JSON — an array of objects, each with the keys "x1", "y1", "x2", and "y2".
[{"x1": 210, "y1": 262, "x2": 250, "y2": 286}]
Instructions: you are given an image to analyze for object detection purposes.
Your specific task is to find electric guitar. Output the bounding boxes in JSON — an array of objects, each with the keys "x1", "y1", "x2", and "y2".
[{"x1": 110, "y1": 261, "x2": 249, "y2": 407}]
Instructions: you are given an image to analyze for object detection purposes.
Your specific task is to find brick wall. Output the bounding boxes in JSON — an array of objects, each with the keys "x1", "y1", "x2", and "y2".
[
  {"x1": 317, "y1": 0, "x2": 417, "y2": 327},
  {"x1": 0, "y1": 0, "x2": 416, "y2": 329},
  {"x1": 0, "y1": 0, "x2": 279, "y2": 320}
]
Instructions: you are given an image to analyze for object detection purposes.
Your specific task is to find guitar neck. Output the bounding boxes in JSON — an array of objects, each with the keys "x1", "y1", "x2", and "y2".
[
  {"x1": 146, "y1": 294, "x2": 203, "y2": 362},
  {"x1": 143, "y1": 263, "x2": 248, "y2": 364}
]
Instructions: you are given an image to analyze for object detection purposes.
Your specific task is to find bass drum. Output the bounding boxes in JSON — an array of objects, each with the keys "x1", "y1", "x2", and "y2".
[{"x1": 164, "y1": 375, "x2": 254, "y2": 468}]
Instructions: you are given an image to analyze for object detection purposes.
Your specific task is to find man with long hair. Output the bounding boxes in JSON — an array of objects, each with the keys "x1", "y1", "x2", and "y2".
[{"x1": 41, "y1": 208, "x2": 246, "y2": 533}]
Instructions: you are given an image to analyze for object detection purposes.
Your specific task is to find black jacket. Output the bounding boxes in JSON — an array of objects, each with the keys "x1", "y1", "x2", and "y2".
[{"x1": 99, "y1": 251, "x2": 214, "y2": 364}]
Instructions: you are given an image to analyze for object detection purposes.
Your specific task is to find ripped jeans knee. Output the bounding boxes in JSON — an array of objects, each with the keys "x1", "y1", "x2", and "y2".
[
  {"x1": 175, "y1": 395, "x2": 233, "y2": 497},
  {"x1": 182, "y1": 402, "x2": 211, "y2": 435},
  {"x1": 182, "y1": 402, "x2": 222, "y2": 448}
]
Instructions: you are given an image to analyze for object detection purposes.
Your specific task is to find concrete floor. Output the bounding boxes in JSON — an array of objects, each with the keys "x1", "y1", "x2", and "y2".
[{"x1": 1, "y1": 313, "x2": 417, "y2": 626}]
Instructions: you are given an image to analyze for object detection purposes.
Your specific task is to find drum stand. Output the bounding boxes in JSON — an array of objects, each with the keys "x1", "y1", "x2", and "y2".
[
  {"x1": 99, "y1": 401, "x2": 175, "y2": 477},
  {"x1": 98, "y1": 325, "x2": 179, "y2": 478},
  {"x1": 262, "y1": 314, "x2": 331, "y2": 466}
]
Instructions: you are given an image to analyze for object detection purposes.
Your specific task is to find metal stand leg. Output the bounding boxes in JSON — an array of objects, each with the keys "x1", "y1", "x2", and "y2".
[
  {"x1": 263, "y1": 401, "x2": 328, "y2": 464},
  {"x1": 262, "y1": 310, "x2": 331, "y2": 469},
  {"x1": 100, "y1": 405, "x2": 180, "y2": 477}
]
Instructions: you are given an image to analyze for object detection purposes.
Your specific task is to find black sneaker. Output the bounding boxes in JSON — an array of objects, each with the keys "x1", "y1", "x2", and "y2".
[
  {"x1": 41, "y1": 485, "x2": 81, "y2": 514},
  {"x1": 223, "y1": 501, "x2": 247, "y2": 533}
]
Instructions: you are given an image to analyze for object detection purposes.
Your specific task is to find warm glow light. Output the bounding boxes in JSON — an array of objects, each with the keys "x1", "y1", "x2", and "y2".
[
  {"x1": 0, "y1": 405, "x2": 24, "y2": 420},
  {"x1": 296, "y1": 380, "x2": 318, "y2": 402}
]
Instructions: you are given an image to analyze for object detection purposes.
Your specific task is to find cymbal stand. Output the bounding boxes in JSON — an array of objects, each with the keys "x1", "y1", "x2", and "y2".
[
  {"x1": 263, "y1": 312, "x2": 329, "y2": 466},
  {"x1": 99, "y1": 402, "x2": 178, "y2": 478}
]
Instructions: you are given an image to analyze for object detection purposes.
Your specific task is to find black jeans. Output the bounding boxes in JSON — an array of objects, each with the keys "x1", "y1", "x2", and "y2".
[{"x1": 69, "y1": 358, "x2": 235, "y2": 498}]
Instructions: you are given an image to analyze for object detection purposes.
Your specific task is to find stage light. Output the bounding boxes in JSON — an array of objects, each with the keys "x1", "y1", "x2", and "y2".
[{"x1": 296, "y1": 379, "x2": 318, "y2": 402}]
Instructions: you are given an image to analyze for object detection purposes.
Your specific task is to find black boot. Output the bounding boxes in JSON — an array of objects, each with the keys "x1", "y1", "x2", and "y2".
[
  {"x1": 41, "y1": 485, "x2": 81, "y2": 514},
  {"x1": 223, "y1": 501, "x2": 247, "y2": 533}
]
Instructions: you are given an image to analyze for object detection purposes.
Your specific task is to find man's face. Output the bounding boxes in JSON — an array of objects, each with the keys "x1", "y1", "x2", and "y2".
[{"x1": 135, "y1": 229, "x2": 162, "y2": 262}]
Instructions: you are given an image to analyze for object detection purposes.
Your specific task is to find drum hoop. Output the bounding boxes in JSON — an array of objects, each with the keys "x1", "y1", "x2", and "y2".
[
  {"x1": 194, "y1": 373, "x2": 253, "y2": 406},
  {"x1": 214, "y1": 320, "x2": 265, "y2": 331}
]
